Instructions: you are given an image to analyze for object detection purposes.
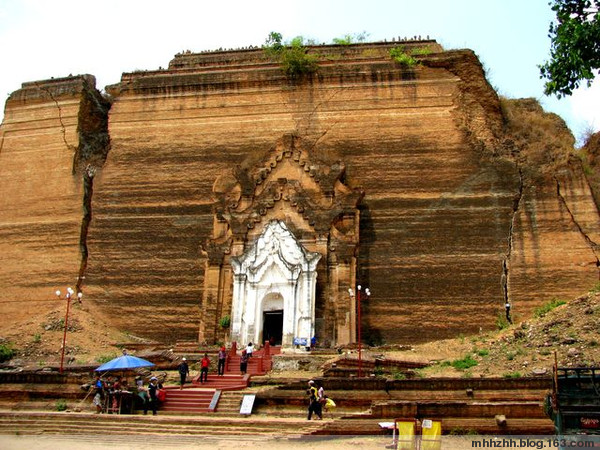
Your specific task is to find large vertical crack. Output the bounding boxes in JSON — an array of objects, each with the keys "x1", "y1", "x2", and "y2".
[
  {"x1": 37, "y1": 83, "x2": 75, "y2": 155},
  {"x1": 77, "y1": 165, "x2": 96, "y2": 291},
  {"x1": 72, "y1": 77, "x2": 112, "y2": 291},
  {"x1": 555, "y1": 175, "x2": 600, "y2": 276},
  {"x1": 502, "y1": 167, "x2": 524, "y2": 304}
]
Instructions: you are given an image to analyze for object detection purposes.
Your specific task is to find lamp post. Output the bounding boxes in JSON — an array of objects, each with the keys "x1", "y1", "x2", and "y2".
[
  {"x1": 348, "y1": 284, "x2": 370, "y2": 378},
  {"x1": 55, "y1": 287, "x2": 82, "y2": 373}
]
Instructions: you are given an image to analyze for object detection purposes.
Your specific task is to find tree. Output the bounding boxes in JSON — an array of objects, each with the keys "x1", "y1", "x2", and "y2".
[{"x1": 540, "y1": 0, "x2": 600, "y2": 97}]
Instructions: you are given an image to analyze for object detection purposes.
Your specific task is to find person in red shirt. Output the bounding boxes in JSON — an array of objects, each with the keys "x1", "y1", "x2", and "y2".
[{"x1": 200, "y1": 353, "x2": 210, "y2": 383}]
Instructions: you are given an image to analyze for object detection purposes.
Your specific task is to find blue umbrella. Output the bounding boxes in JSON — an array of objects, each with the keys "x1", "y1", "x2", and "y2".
[{"x1": 95, "y1": 353, "x2": 155, "y2": 372}]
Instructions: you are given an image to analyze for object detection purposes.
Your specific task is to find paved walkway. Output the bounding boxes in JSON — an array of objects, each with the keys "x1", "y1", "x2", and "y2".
[{"x1": 0, "y1": 434, "x2": 396, "y2": 449}]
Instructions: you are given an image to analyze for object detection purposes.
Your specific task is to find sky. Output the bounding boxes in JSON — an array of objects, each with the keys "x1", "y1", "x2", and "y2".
[{"x1": 0, "y1": 0, "x2": 598, "y2": 145}]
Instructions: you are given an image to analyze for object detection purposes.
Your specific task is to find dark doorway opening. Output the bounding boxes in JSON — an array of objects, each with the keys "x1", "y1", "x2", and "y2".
[{"x1": 263, "y1": 310, "x2": 283, "y2": 346}]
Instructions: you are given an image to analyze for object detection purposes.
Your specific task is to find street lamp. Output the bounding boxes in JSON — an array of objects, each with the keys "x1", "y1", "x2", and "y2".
[
  {"x1": 55, "y1": 287, "x2": 83, "y2": 373},
  {"x1": 348, "y1": 284, "x2": 370, "y2": 378}
]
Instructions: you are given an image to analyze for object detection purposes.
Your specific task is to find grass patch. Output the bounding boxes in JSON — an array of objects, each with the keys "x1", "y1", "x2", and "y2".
[
  {"x1": 96, "y1": 353, "x2": 118, "y2": 364},
  {"x1": 392, "y1": 370, "x2": 406, "y2": 380},
  {"x1": 534, "y1": 298, "x2": 567, "y2": 318},
  {"x1": 589, "y1": 282, "x2": 600, "y2": 294},
  {"x1": 450, "y1": 355, "x2": 478, "y2": 370},
  {"x1": 503, "y1": 372, "x2": 522, "y2": 378},
  {"x1": 496, "y1": 314, "x2": 509, "y2": 330},
  {"x1": 55, "y1": 399, "x2": 67, "y2": 411}
]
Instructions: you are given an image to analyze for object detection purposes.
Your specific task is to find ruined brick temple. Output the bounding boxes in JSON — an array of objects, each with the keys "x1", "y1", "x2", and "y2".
[{"x1": 1, "y1": 40, "x2": 599, "y2": 347}]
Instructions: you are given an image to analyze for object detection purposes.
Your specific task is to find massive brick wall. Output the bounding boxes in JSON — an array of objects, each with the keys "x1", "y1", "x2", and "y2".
[
  {"x1": 0, "y1": 76, "x2": 109, "y2": 323},
  {"x1": 2, "y1": 42, "x2": 599, "y2": 345}
]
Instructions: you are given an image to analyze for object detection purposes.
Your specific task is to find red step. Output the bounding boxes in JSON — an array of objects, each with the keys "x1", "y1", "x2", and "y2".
[
  {"x1": 190, "y1": 373, "x2": 248, "y2": 390},
  {"x1": 225, "y1": 352, "x2": 275, "y2": 375},
  {"x1": 161, "y1": 388, "x2": 215, "y2": 413}
]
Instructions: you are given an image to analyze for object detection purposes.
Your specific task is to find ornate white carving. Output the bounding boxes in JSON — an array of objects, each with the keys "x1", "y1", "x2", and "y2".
[{"x1": 230, "y1": 220, "x2": 321, "y2": 347}]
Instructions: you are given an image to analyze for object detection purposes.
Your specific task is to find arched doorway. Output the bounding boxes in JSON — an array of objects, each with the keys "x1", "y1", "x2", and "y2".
[{"x1": 262, "y1": 293, "x2": 284, "y2": 345}]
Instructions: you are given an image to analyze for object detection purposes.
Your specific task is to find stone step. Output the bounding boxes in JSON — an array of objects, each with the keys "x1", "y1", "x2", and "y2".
[
  {"x1": 215, "y1": 391, "x2": 245, "y2": 413},
  {"x1": 0, "y1": 422, "x2": 298, "y2": 436},
  {"x1": 369, "y1": 400, "x2": 547, "y2": 420},
  {"x1": 256, "y1": 388, "x2": 550, "y2": 407},
  {"x1": 0, "y1": 411, "x2": 329, "y2": 437}
]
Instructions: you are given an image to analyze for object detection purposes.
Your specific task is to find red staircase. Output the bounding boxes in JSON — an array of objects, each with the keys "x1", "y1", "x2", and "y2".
[
  {"x1": 160, "y1": 388, "x2": 216, "y2": 414},
  {"x1": 224, "y1": 344, "x2": 281, "y2": 376},
  {"x1": 162, "y1": 342, "x2": 281, "y2": 414},
  {"x1": 190, "y1": 373, "x2": 249, "y2": 390}
]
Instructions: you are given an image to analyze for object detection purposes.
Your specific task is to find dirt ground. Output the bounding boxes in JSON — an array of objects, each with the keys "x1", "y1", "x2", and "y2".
[{"x1": 1, "y1": 289, "x2": 600, "y2": 377}]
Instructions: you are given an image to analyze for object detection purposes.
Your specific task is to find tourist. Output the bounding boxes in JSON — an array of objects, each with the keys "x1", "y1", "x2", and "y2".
[
  {"x1": 110, "y1": 376, "x2": 122, "y2": 412},
  {"x1": 178, "y1": 357, "x2": 189, "y2": 390},
  {"x1": 91, "y1": 375, "x2": 105, "y2": 413},
  {"x1": 144, "y1": 376, "x2": 159, "y2": 415},
  {"x1": 200, "y1": 352, "x2": 210, "y2": 383},
  {"x1": 240, "y1": 349, "x2": 248, "y2": 375},
  {"x1": 135, "y1": 376, "x2": 147, "y2": 410},
  {"x1": 306, "y1": 380, "x2": 322, "y2": 420},
  {"x1": 246, "y1": 342, "x2": 254, "y2": 358},
  {"x1": 93, "y1": 390, "x2": 103, "y2": 413},
  {"x1": 217, "y1": 346, "x2": 227, "y2": 376}
]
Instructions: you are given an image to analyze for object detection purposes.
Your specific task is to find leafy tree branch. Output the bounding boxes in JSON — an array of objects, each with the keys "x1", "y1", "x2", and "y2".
[{"x1": 540, "y1": 0, "x2": 600, "y2": 97}]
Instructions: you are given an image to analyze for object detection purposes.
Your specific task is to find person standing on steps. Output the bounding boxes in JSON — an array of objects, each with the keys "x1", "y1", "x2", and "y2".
[
  {"x1": 178, "y1": 357, "x2": 189, "y2": 390},
  {"x1": 240, "y1": 349, "x2": 248, "y2": 375},
  {"x1": 200, "y1": 352, "x2": 210, "y2": 383},
  {"x1": 246, "y1": 342, "x2": 254, "y2": 358},
  {"x1": 217, "y1": 346, "x2": 227, "y2": 376},
  {"x1": 306, "y1": 380, "x2": 322, "y2": 420},
  {"x1": 144, "y1": 376, "x2": 159, "y2": 415}
]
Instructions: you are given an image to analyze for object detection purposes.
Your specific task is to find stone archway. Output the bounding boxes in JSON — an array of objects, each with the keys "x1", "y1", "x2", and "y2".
[{"x1": 199, "y1": 134, "x2": 364, "y2": 348}]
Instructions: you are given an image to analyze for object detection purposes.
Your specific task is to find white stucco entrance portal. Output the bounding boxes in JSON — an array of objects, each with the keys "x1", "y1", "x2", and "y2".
[{"x1": 230, "y1": 220, "x2": 321, "y2": 348}]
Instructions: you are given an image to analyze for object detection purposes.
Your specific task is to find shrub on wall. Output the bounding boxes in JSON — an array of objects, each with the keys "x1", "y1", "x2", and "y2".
[
  {"x1": 390, "y1": 46, "x2": 418, "y2": 67},
  {"x1": 219, "y1": 315, "x2": 231, "y2": 329},
  {"x1": 264, "y1": 32, "x2": 318, "y2": 78}
]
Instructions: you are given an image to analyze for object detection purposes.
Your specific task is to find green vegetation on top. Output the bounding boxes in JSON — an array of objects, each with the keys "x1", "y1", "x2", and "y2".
[
  {"x1": 389, "y1": 46, "x2": 418, "y2": 67},
  {"x1": 263, "y1": 32, "x2": 318, "y2": 78},
  {"x1": 332, "y1": 32, "x2": 369, "y2": 45}
]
